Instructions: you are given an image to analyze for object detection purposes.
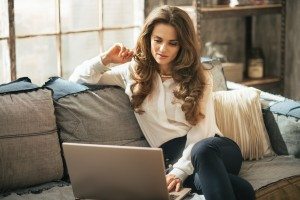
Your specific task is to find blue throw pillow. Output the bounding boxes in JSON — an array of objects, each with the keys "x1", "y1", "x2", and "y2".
[
  {"x1": 44, "y1": 76, "x2": 89, "y2": 100},
  {"x1": 270, "y1": 99, "x2": 300, "y2": 118},
  {"x1": 0, "y1": 77, "x2": 38, "y2": 94}
]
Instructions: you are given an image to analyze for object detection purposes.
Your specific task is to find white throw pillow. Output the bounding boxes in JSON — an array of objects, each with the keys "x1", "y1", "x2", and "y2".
[{"x1": 213, "y1": 88, "x2": 274, "y2": 160}]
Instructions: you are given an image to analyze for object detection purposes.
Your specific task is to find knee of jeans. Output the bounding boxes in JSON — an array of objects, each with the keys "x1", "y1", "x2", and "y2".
[
  {"x1": 249, "y1": 188, "x2": 255, "y2": 200},
  {"x1": 239, "y1": 183, "x2": 255, "y2": 200},
  {"x1": 245, "y1": 182, "x2": 255, "y2": 200},
  {"x1": 191, "y1": 139, "x2": 216, "y2": 164}
]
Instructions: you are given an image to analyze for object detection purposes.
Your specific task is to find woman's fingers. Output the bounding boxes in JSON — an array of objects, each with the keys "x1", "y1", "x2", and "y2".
[
  {"x1": 175, "y1": 180, "x2": 182, "y2": 192},
  {"x1": 167, "y1": 179, "x2": 177, "y2": 191},
  {"x1": 121, "y1": 51, "x2": 134, "y2": 63},
  {"x1": 117, "y1": 43, "x2": 129, "y2": 57},
  {"x1": 166, "y1": 176, "x2": 182, "y2": 192},
  {"x1": 115, "y1": 43, "x2": 133, "y2": 61},
  {"x1": 167, "y1": 178, "x2": 181, "y2": 192},
  {"x1": 117, "y1": 43, "x2": 125, "y2": 57},
  {"x1": 104, "y1": 43, "x2": 134, "y2": 64},
  {"x1": 166, "y1": 175, "x2": 174, "y2": 185},
  {"x1": 120, "y1": 49, "x2": 133, "y2": 58},
  {"x1": 124, "y1": 50, "x2": 134, "y2": 60}
]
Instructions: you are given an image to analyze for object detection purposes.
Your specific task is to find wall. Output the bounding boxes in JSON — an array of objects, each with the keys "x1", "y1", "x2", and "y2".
[
  {"x1": 254, "y1": 14, "x2": 281, "y2": 78},
  {"x1": 285, "y1": 0, "x2": 300, "y2": 100}
]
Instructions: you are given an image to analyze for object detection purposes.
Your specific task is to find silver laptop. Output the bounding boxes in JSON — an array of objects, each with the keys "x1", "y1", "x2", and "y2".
[{"x1": 63, "y1": 143, "x2": 191, "y2": 200}]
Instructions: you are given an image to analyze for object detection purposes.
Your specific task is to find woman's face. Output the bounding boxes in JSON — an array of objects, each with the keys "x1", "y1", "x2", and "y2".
[{"x1": 150, "y1": 23, "x2": 180, "y2": 73}]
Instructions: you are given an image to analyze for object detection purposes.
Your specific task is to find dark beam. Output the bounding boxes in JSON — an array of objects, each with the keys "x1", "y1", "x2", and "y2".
[{"x1": 8, "y1": 0, "x2": 16, "y2": 81}]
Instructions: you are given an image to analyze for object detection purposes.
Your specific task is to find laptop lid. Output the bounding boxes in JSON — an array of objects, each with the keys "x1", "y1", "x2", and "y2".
[{"x1": 63, "y1": 143, "x2": 179, "y2": 200}]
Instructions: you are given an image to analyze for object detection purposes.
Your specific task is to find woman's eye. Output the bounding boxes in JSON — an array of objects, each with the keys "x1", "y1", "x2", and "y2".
[
  {"x1": 170, "y1": 42, "x2": 178, "y2": 46},
  {"x1": 154, "y1": 39, "x2": 161, "y2": 43}
]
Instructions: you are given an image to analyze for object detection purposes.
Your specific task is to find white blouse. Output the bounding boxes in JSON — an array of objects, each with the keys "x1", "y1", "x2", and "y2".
[{"x1": 69, "y1": 56, "x2": 222, "y2": 182}]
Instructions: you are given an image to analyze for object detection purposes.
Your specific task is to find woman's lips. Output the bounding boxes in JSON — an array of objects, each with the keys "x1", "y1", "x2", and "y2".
[{"x1": 157, "y1": 53, "x2": 168, "y2": 59}]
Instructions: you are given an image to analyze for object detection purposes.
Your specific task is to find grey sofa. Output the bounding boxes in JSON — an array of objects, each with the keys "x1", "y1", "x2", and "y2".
[{"x1": 0, "y1": 59, "x2": 299, "y2": 200}]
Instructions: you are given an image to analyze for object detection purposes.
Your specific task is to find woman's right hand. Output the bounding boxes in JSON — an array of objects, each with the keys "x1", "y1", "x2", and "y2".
[
  {"x1": 166, "y1": 174, "x2": 182, "y2": 192},
  {"x1": 101, "y1": 43, "x2": 134, "y2": 66}
]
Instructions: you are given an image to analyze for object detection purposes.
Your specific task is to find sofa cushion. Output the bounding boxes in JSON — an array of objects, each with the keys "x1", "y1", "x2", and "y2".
[
  {"x1": 239, "y1": 155, "x2": 300, "y2": 191},
  {"x1": 44, "y1": 78, "x2": 149, "y2": 147},
  {"x1": 213, "y1": 88, "x2": 274, "y2": 160},
  {"x1": 263, "y1": 100, "x2": 300, "y2": 158},
  {"x1": 0, "y1": 78, "x2": 63, "y2": 193}
]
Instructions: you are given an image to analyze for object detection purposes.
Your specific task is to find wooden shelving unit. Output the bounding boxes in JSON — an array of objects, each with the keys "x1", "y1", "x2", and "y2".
[
  {"x1": 199, "y1": 4, "x2": 282, "y2": 19},
  {"x1": 240, "y1": 76, "x2": 281, "y2": 86},
  {"x1": 196, "y1": 1, "x2": 286, "y2": 94}
]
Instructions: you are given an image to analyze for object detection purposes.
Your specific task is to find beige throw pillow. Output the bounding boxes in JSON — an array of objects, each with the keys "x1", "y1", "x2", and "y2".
[{"x1": 213, "y1": 88, "x2": 274, "y2": 160}]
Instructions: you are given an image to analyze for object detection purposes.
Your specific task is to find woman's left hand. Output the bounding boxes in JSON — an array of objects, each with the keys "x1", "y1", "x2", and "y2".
[
  {"x1": 166, "y1": 174, "x2": 182, "y2": 192},
  {"x1": 101, "y1": 43, "x2": 134, "y2": 66}
]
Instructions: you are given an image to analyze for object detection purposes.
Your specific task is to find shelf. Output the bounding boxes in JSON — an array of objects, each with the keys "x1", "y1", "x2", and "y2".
[
  {"x1": 199, "y1": 4, "x2": 282, "y2": 19},
  {"x1": 197, "y1": 1, "x2": 285, "y2": 94},
  {"x1": 239, "y1": 76, "x2": 281, "y2": 86}
]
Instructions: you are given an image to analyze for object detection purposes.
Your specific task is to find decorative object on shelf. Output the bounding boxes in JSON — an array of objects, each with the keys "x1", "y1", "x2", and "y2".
[
  {"x1": 218, "y1": 0, "x2": 230, "y2": 5},
  {"x1": 205, "y1": 42, "x2": 229, "y2": 62},
  {"x1": 229, "y1": 0, "x2": 240, "y2": 7},
  {"x1": 201, "y1": 0, "x2": 219, "y2": 7},
  {"x1": 222, "y1": 62, "x2": 244, "y2": 82},
  {"x1": 247, "y1": 47, "x2": 264, "y2": 79},
  {"x1": 250, "y1": 0, "x2": 266, "y2": 5}
]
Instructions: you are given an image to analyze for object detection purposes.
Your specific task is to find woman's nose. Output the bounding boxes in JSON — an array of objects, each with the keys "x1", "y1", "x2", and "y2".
[{"x1": 159, "y1": 43, "x2": 167, "y2": 52}]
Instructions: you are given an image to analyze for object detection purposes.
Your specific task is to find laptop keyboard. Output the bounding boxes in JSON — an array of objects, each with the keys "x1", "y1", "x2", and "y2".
[{"x1": 170, "y1": 194, "x2": 179, "y2": 200}]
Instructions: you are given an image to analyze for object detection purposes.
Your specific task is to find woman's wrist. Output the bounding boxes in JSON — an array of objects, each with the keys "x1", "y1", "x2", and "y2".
[
  {"x1": 169, "y1": 168, "x2": 188, "y2": 182},
  {"x1": 100, "y1": 53, "x2": 110, "y2": 66}
]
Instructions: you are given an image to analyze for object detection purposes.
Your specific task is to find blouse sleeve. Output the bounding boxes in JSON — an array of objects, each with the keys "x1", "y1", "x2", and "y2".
[
  {"x1": 169, "y1": 70, "x2": 214, "y2": 181},
  {"x1": 69, "y1": 55, "x2": 131, "y2": 89}
]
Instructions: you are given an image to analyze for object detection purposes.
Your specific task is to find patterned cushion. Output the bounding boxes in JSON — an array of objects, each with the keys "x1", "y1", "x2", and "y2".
[
  {"x1": 201, "y1": 57, "x2": 227, "y2": 92},
  {"x1": 0, "y1": 78, "x2": 63, "y2": 192}
]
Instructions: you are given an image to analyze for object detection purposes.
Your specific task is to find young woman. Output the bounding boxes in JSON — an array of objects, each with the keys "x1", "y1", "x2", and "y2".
[{"x1": 69, "y1": 5, "x2": 255, "y2": 200}]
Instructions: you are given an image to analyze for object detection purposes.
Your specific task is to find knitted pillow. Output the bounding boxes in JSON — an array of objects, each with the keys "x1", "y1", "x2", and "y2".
[
  {"x1": 213, "y1": 88, "x2": 274, "y2": 160},
  {"x1": 0, "y1": 78, "x2": 63, "y2": 192}
]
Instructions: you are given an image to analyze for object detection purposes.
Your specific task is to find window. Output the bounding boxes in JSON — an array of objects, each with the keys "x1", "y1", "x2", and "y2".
[{"x1": 0, "y1": 0, "x2": 144, "y2": 85}]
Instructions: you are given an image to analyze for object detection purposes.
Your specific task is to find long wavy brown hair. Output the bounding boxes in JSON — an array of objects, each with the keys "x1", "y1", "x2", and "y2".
[{"x1": 131, "y1": 5, "x2": 207, "y2": 125}]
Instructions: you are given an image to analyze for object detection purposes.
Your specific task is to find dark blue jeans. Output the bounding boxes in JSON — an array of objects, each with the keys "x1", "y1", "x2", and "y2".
[{"x1": 161, "y1": 135, "x2": 255, "y2": 200}]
